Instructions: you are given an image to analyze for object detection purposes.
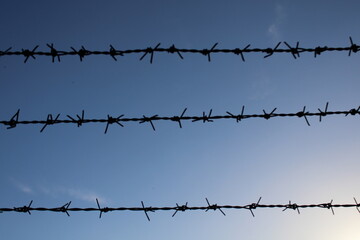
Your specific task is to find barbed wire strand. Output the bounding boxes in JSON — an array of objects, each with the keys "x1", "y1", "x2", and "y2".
[
  {"x1": 1, "y1": 103, "x2": 360, "y2": 133},
  {"x1": 1, "y1": 197, "x2": 360, "y2": 221},
  {"x1": 0, "y1": 37, "x2": 359, "y2": 63}
]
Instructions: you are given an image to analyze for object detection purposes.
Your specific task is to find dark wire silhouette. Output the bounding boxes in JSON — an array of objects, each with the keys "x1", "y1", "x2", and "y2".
[
  {"x1": 1, "y1": 37, "x2": 359, "y2": 63},
  {"x1": 1, "y1": 103, "x2": 360, "y2": 133},
  {"x1": 1, "y1": 197, "x2": 360, "y2": 221}
]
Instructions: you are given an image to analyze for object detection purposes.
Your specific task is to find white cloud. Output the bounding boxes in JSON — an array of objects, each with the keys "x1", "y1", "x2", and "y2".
[
  {"x1": 40, "y1": 186, "x2": 107, "y2": 204},
  {"x1": 62, "y1": 188, "x2": 107, "y2": 203},
  {"x1": 268, "y1": 24, "x2": 280, "y2": 41},
  {"x1": 18, "y1": 184, "x2": 33, "y2": 193},
  {"x1": 11, "y1": 178, "x2": 107, "y2": 204},
  {"x1": 11, "y1": 179, "x2": 33, "y2": 194},
  {"x1": 268, "y1": 4, "x2": 286, "y2": 41}
]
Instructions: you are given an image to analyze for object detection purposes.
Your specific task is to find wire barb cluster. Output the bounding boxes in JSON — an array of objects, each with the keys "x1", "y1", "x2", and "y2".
[
  {"x1": 1, "y1": 37, "x2": 359, "y2": 63},
  {"x1": 1, "y1": 103, "x2": 360, "y2": 133},
  {"x1": 2, "y1": 198, "x2": 360, "y2": 221}
]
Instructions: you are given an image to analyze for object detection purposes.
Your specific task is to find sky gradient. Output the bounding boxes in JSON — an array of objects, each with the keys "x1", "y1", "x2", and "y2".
[{"x1": 1, "y1": 1, "x2": 360, "y2": 239}]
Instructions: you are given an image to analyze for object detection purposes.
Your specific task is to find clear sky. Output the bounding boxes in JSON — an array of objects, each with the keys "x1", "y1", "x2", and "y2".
[{"x1": 1, "y1": 0, "x2": 360, "y2": 239}]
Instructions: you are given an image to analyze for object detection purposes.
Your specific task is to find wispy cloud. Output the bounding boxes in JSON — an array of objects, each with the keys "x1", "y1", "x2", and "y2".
[
  {"x1": 40, "y1": 186, "x2": 107, "y2": 204},
  {"x1": 268, "y1": 24, "x2": 280, "y2": 41},
  {"x1": 11, "y1": 179, "x2": 33, "y2": 194},
  {"x1": 61, "y1": 188, "x2": 107, "y2": 203},
  {"x1": 18, "y1": 184, "x2": 33, "y2": 194},
  {"x1": 268, "y1": 4, "x2": 286, "y2": 41}
]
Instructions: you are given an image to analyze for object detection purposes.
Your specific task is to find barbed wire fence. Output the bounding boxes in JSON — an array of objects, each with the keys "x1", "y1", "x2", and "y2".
[
  {"x1": 2, "y1": 39, "x2": 360, "y2": 225},
  {"x1": 0, "y1": 37, "x2": 359, "y2": 63},
  {"x1": 1, "y1": 198, "x2": 360, "y2": 221},
  {"x1": 1, "y1": 103, "x2": 360, "y2": 133}
]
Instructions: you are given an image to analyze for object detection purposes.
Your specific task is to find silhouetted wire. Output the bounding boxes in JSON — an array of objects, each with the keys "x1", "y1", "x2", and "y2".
[
  {"x1": 1, "y1": 37, "x2": 359, "y2": 63},
  {"x1": 1, "y1": 103, "x2": 360, "y2": 132},
  {"x1": 1, "y1": 197, "x2": 360, "y2": 221}
]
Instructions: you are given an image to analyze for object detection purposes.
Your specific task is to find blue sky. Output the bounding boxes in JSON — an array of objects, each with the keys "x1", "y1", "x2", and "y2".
[{"x1": 1, "y1": 0, "x2": 360, "y2": 239}]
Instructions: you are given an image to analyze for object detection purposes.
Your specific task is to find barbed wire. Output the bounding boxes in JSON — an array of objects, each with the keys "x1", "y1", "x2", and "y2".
[
  {"x1": 0, "y1": 37, "x2": 359, "y2": 63},
  {"x1": 1, "y1": 197, "x2": 360, "y2": 220},
  {"x1": 1, "y1": 103, "x2": 360, "y2": 133}
]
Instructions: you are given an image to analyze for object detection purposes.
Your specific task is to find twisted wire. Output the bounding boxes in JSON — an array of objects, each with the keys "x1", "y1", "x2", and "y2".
[
  {"x1": 1, "y1": 198, "x2": 360, "y2": 220},
  {"x1": 0, "y1": 37, "x2": 359, "y2": 63},
  {"x1": 1, "y1": 103, "x2": 359, "y2": 133}
]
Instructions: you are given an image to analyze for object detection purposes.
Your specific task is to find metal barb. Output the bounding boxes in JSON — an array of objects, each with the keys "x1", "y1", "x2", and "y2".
[
  {"x1": 282, "y1": 201, "x2": 300, "y2": 214},
  {"x1": 234, "y1": 44, "x2": 250, "y2": 62},
  {"x1": 139, "y1": 43, "x2": 161, "y2": 64},
  {"x1": 141, "y1": 201, "x2": 154, "y2": 221},
  {"x1": 320, "y1": 200, "x2": 335, "y2": 215},
  {"x1": 96, "y1": 198, "x2": 110, "y2": 218},
  {"x1": 284, "y1": 41, "x2": 301, "y2": 59},
  {"x1": 0, "y1": 47, "x2": 12, "y2": 56},
  {"x1": 104, "y1": 114, "x2": 124, "y2": 134},
  {"x1": 67, "y1": 110, "x2": 85, "y2": 127},
  {"x1": 246, "y1": 197, "x2": 262, "y2": 217},
  {"x1": 6, "y1": 109, "x2": 20, "y2": 129},
  {"x1": 329, "y1": 200, "x2": 335, "y2": 215},
  {"x1": 168, "y1": 44, "x2": 183, "y2": 59},
  {"x1": 71, "y1": 46, "x2": 89, "y2": 61},
  {"x1": 22, "y1": 45, "x2": 39, "y2": 63},
  {"x1": 109, "y1": 44, "x2": 123, "y2": 61},
  {"x1": 171, "y1": 108, "x2": 187, "y2": 128},
  {"x1": 40, "y1": 114, "x2": 60, "y2": 132},
  {"x1": 139, "y1": 115, "x2": 158, "y2": 131},
  {"x1": 14, "y1": 200, "x2": 33, "y2": 215},
  {"x1": 354, "y1": 197, "x2": 360, "y2": 213},
  {"x1": 201, "y1": 43, "x2": 218, "y2": 62},
  {"x1": 59, "y1": 201, "x2": 71, "y2": 217},
  {"x1": 192, "y1": 109, "x2": 213, "y2": 123},
  {"x1": 172, "y1": 202, "x2": 188, "y2": 217},
  {"x1": 226, "y1": 106, "x2": 245, "y2": 123},
  {"x1": 348, "y1": 37, "x2": 359, "y2": 56},
  {"x1": 262, "y1": 108, "x2": 277, "y2": 120},
  {"x1": 264, "y1": 42, "x2": 282, "y2": 58},
  {"x1": 314, "y1": 46, "x2": 328, "y2": 58},
  {"x1": 46, "y1": 43, "x2": 61, "y2": 62},
  {"x1": 296, "y1": 106, "x2": 310, "y2": 126},
  {"x1": 205, "y1": 198, "x2": 226, "y2": 216},
  {"x1": 345, "y1": 106, "x2": 360, "y2": 116},
  {"x1": 238, "y1": 105, "x2": 245, "y2": 122},
  {"x1": 318, "y1": 102, "x2": 329, "y2": 122}
]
